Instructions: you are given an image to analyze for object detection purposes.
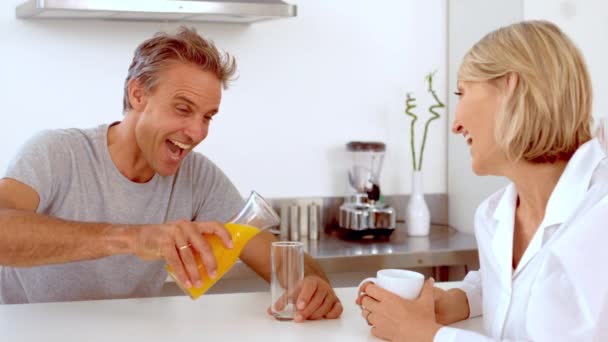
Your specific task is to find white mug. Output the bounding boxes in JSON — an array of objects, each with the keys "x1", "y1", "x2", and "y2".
[{"x1": 359, "y1": 269, "x2": 424, "y2": 299}]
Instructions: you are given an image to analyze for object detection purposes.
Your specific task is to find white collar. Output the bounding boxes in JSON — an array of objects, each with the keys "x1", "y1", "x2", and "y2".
[
  {"x1": 541, "y1": 138, "x2": 606, "y2": 228},
  {"x1": 489, "y1": 138, "x2": 606, "y2": 279},
  {"x1": 491, "y1": 138, "x2": 605, "y2": 229}
]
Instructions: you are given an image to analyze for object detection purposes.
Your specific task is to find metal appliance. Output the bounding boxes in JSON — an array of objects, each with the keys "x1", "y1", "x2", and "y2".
[{"x1": 338, "y1": 141, "x2": 396, "y2": 239}]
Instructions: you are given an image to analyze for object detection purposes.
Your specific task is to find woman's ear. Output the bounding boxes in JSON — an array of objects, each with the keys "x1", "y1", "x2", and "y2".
[{"x1": 505, "y1": 72, "x2": 519, "y2": 97}]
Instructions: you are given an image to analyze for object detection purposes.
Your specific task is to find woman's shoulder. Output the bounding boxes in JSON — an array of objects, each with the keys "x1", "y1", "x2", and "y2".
[
  {"x1": 546, "y1": 186, "x2": 608, "y2": 317},
  {"x1": 474, "y1": 184, "x2": 513, "y2": 222},
  {"x1": 590, "y1": 157, "x2": 608, "y2": 186}
]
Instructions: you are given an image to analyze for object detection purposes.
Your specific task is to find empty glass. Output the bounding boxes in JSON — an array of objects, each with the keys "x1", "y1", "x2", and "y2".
[
  {"x1": 270, "y1": 241, "x2": 304, "y2": 320},
  {"x1": 167, "y1": 191, "x2": 280, "y2": 299}
]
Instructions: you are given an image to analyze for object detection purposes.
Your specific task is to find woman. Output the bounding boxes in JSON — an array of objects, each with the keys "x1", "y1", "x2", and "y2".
[{"x1": 357, "y1": 20, "x2": 608, "y2": 341}]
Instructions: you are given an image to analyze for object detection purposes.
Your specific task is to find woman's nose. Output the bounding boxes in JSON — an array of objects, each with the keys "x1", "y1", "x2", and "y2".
[{"x1": 452, "y1": 121, "x2": 463, "y2": 134}]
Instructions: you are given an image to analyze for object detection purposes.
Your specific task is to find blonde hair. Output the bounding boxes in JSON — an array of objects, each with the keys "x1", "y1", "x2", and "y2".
[
  {"x1": 123, "y1": 26, "x2": 237, "y2": 112},
  {"x1": 458, "y1": 20, "x2": 592, "y2": 163}
]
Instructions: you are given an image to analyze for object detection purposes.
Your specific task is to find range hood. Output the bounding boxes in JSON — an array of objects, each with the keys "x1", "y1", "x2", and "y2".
[{"x1": 16, "y1": 0, "x2": 297, "y2": 24}]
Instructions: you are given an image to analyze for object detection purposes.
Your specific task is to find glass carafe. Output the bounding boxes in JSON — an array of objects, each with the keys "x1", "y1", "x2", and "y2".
[{"x1": 167, "y1": 191, "x2": 280, "y2": 299}]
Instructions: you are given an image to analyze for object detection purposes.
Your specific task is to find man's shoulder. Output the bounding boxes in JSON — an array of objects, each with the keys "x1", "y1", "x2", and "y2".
[
  {"x1": 178, "y1": 151, "x2": 237, "y2": 192},
  {"x1": 28, "y1": 125, "x2": 104, "y2": 148},
  {"x1": 180, "y1": 151, "x2": 222, "y2": 175},
  {"x1": 183, "y1": 150, "x2": 211, "y2": 163}
]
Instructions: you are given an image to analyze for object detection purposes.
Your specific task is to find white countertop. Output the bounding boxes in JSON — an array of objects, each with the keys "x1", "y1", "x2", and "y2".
[{"x1": 0, "y1": 282, "x2": 482, "y2": 341}]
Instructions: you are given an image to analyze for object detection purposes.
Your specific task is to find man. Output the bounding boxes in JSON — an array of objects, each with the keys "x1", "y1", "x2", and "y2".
[{"x1": 0, "y1": 27, "x2": 342, "y2": 322}]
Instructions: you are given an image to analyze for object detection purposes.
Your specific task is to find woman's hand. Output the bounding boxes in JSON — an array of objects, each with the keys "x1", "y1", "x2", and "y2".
[
  {"x1": 433, "y1": 286, "x2": 470, "y2": 325},
  {"x1": 356, "y1": 278, "x2": 442, "y2": 342}
]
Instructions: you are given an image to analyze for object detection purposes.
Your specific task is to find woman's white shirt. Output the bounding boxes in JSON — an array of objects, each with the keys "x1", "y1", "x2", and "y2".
[{"x1": 435, "y1": 138, "x2": 608, "y2": 342}]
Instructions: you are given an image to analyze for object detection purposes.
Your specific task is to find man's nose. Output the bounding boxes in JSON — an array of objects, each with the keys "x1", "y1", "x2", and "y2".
[{"x1": 184, "y1": 119, "x2": 207, "y2": 143}]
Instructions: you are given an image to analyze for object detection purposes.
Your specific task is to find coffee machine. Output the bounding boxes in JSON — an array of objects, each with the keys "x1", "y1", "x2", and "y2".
[{"x1": 338, "y1": 141, "x2": 396, "y2": 239}]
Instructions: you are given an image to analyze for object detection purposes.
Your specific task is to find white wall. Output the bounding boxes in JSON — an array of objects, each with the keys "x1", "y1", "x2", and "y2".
[
  {"x1": 447, "y1": 0, "x2": 523, "y2": 233},
  {"x1": 0, "y1": 0, "x2": 447, "y2": 198},
  {"x1": 524, "y1": 0, "x2": 608, "y2": 123}
]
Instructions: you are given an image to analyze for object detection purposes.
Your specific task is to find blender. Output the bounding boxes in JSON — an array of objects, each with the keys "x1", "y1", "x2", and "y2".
[{"x1": 338, "y1": 141, "x2": 396, "y2": 239}]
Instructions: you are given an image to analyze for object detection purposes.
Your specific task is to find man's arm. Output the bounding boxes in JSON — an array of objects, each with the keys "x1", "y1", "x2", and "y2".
[
  {"x1": 0, "y1": 178, "x2": 231, "y2": 289},
  {"x1": 0, "y1": 178, "x2": 132, "y2": 266},
  {"x1": 240, "y1": 230, "x2": 342, "y2": 321}
]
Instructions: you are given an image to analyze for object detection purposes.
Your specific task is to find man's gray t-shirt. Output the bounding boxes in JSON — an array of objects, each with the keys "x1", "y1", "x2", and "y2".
[{"x1": 0, "y1": 124, "x2": 244, "y2": 304}]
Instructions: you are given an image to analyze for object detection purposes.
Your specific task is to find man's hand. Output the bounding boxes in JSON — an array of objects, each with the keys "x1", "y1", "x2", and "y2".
[
  {"x1": 292, "y1": 275, "x2": 343, "y2": 321},
  {"x1": 131, "y1": 220, "x2": 233, "y2": 289},
  {"x1": 267, "y1": 275, "x2": 343, "y2": 322}
]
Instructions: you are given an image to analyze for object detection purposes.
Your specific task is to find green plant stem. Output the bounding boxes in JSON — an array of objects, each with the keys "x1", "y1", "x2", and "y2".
[
  {"x1": 418, "y1": 71, "x2": 445, "y2": 171},
  {"x1": 404, "y1": 93, "x2": 418, "y2": 170}
]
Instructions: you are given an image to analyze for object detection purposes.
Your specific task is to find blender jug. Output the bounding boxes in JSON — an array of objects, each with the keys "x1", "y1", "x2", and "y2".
[
  {"x1": 347, "y1": 142, "x2": 386, "y2": 201},
  {"x1": 339, "y1": 141, "x2": 396, "y2": 237},
  {"x1": 167, "y1": 191, "x2": 280, "y2": 299}
]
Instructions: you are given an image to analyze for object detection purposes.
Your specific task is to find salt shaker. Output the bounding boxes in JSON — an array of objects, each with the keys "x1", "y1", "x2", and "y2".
[
  {"x1": 289, "y1": 204, "x2": 300, "y2": 241},
  {"x1": 299, "y1": 204, "x2": 309, "y2": 240},
  {"x1": 279, "y1": 204, "x2": 289, "y2": 240},
  {"x1": 308, "y1": 203, "x2": 320, "y2": 240}
]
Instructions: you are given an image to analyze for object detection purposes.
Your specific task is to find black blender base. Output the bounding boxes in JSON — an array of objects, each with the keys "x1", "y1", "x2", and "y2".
[{"x1": 336, "y1": 227, "x2": 395, "y2": 240}]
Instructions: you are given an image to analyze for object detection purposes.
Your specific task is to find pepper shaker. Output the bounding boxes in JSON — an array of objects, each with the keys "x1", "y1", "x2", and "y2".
[
  {"x1": 279, "y1": 204, "x2": 289, "y2": 240},
  {"x1": 308, "y1": 203, "x2": 320, "y2": 240},
  {"x1": 289, "y1": 204, "x2": 300, "y2": 241}
]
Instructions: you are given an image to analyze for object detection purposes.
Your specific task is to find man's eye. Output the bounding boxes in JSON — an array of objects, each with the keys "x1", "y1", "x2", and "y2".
[{"x1": 176, "y1": 107, "x2": 190, "y2": 114}]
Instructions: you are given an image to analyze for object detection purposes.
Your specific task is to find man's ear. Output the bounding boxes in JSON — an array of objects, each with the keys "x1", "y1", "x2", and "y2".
[{"x1": 127, "y1": 78, "x2": 147, "y2": 112}]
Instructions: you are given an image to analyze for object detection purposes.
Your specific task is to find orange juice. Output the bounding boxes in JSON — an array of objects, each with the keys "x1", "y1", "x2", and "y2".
[{"x1": 166, "y1": 223, "x2": 260, "y2": 299}]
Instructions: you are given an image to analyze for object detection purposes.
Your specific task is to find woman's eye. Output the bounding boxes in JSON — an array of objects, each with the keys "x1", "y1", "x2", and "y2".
[{"x1": 454, "y1": 91, "x2": 463, "y2": 96}]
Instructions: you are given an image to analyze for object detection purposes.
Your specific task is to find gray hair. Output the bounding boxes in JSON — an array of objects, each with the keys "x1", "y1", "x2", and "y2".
[{"x1": 123, "y1": 26, "x2": 237, "y2": 112}]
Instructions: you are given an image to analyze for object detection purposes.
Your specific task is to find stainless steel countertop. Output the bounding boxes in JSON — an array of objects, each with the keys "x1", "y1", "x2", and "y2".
[
  {"x1": 223, "y1": 224, "x2": 478, "y2": 279},
  {"x1": 307, "y1": 224, "x2": 476, "y2": 259}
]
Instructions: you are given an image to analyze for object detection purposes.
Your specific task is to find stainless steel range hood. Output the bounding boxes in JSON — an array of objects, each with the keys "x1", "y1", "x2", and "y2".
[{"x1": 16, "y1": 0, "x2": 297, "y2": 24}]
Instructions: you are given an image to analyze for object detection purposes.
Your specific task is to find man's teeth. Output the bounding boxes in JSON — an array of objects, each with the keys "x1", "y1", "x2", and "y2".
[{"x1": 169, "y1": 139, "x2": 191, "y2": 150}]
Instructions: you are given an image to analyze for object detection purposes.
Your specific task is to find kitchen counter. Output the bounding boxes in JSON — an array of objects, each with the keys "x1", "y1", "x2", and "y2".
[
  {"x1": 161, "y1": 224, "x2": 478, "y2": 295},
  {"x1": 0, "y1": 282, "x2": 483, "y2": 341},
  {"x1": 220, "y1": 224, "x2": 478, "y2": 282},
  {"x1": 308, "y1": 224, "x2": 478, "y2": 271}
]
